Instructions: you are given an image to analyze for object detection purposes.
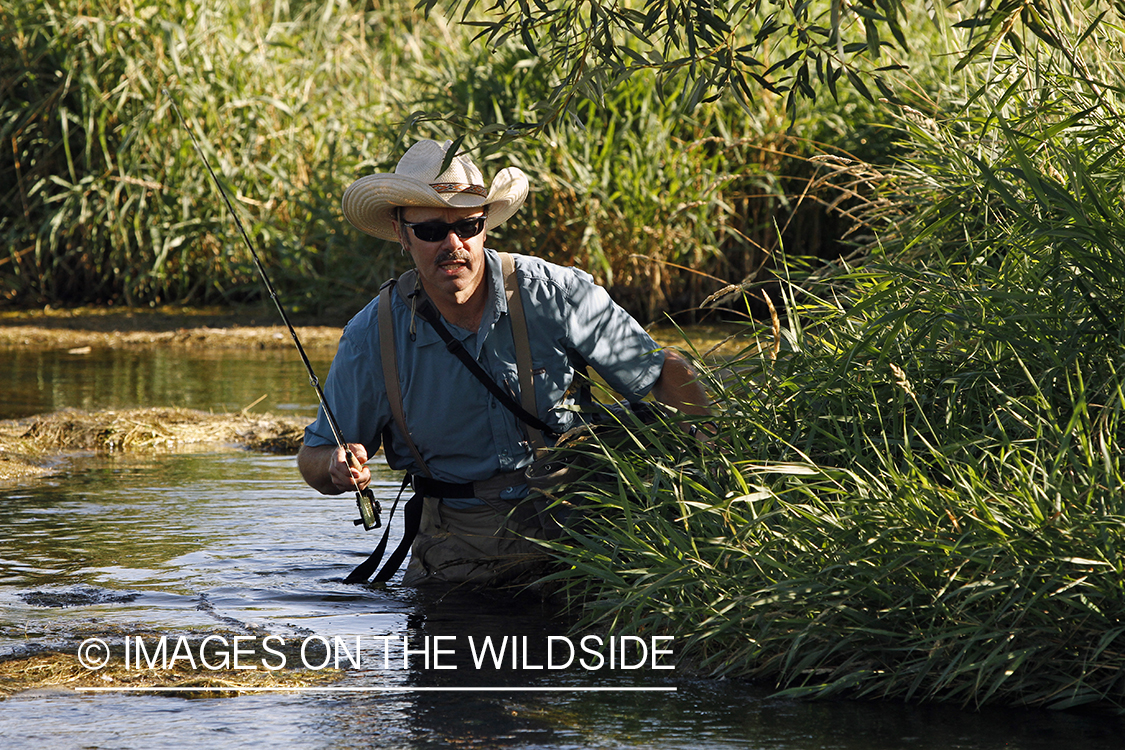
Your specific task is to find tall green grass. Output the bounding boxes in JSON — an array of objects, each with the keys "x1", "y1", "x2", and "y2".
[
  {"x1": 1, "y1": 0, "x2": 914, "y2": 318},
  {"x1": 2, "y1": 0, "x2": 409, "y2": 310},
  {"x1": 547, "y1": 2, "x2": 1125, "y2": 711}
]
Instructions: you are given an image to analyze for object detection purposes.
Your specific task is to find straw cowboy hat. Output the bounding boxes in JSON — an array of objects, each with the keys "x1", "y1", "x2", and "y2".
[{"x1": 341, "y1": 139, "x2": 529, "y2": 241}]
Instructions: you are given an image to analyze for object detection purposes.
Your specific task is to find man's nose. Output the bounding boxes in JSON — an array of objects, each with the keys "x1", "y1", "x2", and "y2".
[{"x1": 437, "y1": 227, "x2": 465, "y2": 249}]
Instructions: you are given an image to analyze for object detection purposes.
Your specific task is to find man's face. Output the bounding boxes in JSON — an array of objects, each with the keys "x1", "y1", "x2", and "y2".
[{"x1": 393, "y1": 206, "x2": 488, "y2": 304}]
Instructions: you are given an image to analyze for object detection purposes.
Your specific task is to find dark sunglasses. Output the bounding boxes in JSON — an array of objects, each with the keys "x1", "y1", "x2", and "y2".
[{"x1": 401, "y1": 216, "x2": 486, "y2": 243}]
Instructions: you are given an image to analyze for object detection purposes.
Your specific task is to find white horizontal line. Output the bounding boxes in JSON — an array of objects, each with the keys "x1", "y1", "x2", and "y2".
[{"x1": 76, "y1": 686, "x2": 677, "y2": 693}]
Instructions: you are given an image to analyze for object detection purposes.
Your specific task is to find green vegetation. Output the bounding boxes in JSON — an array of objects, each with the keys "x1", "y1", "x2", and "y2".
[
  {"x1": 546, "y1": 3, "x2": 1125, "y2": 711},
  {"x1": 5, "y1": 0, "x2": 1125, "y2": 713},
  {"x1": 2, "y1": 0, "x2": 411, "y2": 310},
  {"x1": 2, "y1": 0, "x2": 900, "y2": 318}
]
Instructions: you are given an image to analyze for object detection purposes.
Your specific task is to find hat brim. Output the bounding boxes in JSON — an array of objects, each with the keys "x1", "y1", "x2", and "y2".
[{"x1": 342, "y1": 167, "x2": 529, "y2": 241}]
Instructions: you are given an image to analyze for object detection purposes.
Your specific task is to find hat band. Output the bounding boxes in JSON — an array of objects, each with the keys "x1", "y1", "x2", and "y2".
[{"x1": 430, "y1": 182, "x2": 488, "y2": 197}]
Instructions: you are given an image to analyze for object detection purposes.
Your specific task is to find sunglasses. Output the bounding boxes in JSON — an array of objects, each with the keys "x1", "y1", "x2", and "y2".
[{"x1": 401, "y1": 216, "x2": 486, "y2": 243}]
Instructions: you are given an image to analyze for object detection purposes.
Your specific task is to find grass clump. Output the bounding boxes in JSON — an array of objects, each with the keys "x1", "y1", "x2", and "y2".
[
  {"x1": 0, "y1": 407, "x2": 304, "y2": 481},
  {"x1": 0, "y1": 644, "x2": 342, "y2": 699},
  {"x1": 546, "y1": 2, "x2": 1125, "y2": 712}
]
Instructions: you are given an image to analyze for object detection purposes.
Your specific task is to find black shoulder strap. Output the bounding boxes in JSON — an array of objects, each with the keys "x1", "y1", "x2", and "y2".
[
  {"x1": 398, "y1": 271, "x2": 557, "y2": 438},
  {"x1": 413, "y1": 296, "x2": 556, "y2": 437}
]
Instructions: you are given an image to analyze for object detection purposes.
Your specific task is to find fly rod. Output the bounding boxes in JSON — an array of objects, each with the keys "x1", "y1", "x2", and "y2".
[{"x1": 164, "y1": 88, "x2": 380, "y2": 531}]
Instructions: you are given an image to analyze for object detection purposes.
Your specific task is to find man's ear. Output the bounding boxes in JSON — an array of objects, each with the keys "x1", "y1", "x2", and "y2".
[{"x1": 396, "y1": 227, "x2": 410, "y2": 248}]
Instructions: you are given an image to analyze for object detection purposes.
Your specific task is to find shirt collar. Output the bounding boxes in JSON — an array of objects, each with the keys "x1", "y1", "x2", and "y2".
[
  {"x1": 468, "y1": 247, "x2": 507, "y2": 357},
  {"x1": 481, "y1": 246, "x2": 508, "y2": 327}
]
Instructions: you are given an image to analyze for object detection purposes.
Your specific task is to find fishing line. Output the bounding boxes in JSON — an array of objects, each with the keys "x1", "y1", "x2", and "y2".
[{"x1": 163, "y1": 88, "x2": 380, "y2": 531}]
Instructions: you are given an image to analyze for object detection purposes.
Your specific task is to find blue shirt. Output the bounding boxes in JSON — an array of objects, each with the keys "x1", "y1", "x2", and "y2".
[{"x1": 303, "y1": 248, "x2": 666, "y2": 488}]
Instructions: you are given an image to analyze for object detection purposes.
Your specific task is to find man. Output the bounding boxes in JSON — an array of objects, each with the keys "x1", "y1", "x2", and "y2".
[{"x1": 298, "y1": 139, "x2": 710, "y2": 586}]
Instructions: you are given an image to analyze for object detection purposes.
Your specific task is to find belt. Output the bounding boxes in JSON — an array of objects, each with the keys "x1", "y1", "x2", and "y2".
[{"x1": 412, "y1": 470, "x2": 527, "y2": 502}]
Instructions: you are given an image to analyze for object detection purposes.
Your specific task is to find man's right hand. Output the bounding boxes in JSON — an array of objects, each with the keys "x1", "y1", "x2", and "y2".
[
  {"x1": 297, "y1": 442, "x2": 371, "y2": 495},
  {"x1": 331, "y1": 443, "x2": 371, "y2": 493}
]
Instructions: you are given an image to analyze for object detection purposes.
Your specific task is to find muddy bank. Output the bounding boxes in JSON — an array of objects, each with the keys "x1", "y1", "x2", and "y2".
[
  {"x1": 0, "y1": 304, "x2": 748, "y2": 355},
  {"x1": 0, "y1": 407, "x2": 305, "y2": 483}
]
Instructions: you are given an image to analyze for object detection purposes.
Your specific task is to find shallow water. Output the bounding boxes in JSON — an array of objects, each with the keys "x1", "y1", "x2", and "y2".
[
  {"x1": 1, "y1": 345, "x2": 332, "y2": 420},
  {"x1": 3, "y1": 349, "x2": 1125, "y2": 748}
]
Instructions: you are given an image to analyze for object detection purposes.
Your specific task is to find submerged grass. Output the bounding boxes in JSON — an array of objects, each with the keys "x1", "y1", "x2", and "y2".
[
  {"x1": 0, "y1": 651, "x2": 342, "y2": 699},
  {"x1": 0, "y1": 637, "x2": 343, "y2": 699}
]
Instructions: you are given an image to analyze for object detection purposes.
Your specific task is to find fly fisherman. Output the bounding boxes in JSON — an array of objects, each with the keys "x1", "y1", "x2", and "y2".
[{"x1": 298, "y1": 139, "x2": 711, "y2": 586}]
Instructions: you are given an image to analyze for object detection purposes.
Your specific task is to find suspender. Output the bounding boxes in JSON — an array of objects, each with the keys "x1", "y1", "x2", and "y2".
[
  {"x1": 380, "y1": 253, "x2": 546, "y2": 467},
  {"x1": 502, "y1": 252, "x2": 546, "y2": 452},
  {"x1": 376, "y1": 272, "x2": 431, "y2": 478},
  {"x1": 347, "y1": 252, "x2": 543, "y2": 584}
]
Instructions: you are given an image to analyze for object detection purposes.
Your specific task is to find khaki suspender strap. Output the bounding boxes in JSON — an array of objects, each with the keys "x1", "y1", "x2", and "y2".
[
  {"x1": 500, "y1": 252, "x2": 546, "y2": 451},
  {"x1": 378, "y1": 275, "x2": 431, "y2": 479}
]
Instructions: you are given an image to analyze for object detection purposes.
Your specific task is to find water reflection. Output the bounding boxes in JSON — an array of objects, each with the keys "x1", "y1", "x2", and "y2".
[{"x1": 0, "y1": 346, "x2": 332, "y2": 420}]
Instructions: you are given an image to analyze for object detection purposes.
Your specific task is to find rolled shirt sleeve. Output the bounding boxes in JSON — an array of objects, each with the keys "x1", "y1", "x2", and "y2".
[
  {"x1": 302, "y1": 306, "x2": 388, "y2": 452},
  {"x1": 561, "y1": 267, "x2": 665, "y2": 400}
]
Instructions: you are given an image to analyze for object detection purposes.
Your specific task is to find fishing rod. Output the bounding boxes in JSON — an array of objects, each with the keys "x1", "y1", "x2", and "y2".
[{"x1": 164, "y1": 88, "x2": 380, "y2": 532}]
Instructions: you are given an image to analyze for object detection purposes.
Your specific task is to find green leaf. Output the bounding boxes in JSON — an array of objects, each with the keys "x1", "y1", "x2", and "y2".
[
  {"x1": 864, "y1": 18, "x2": 881, "y2": 58},
  {"x1": 844, "y1": 67, "x2": 873, "y2": 102},
  {"x1": 520, "y1": 22, "x2": 538, "y2": 56}
]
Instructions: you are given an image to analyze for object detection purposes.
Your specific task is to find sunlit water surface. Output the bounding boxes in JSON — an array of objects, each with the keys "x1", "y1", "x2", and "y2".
[
  {"x1": 1, "y1": 345, "x2": 332, "y2": 419},
  {"x1": 2, "y1": 348, "x2": 1124, "y2": 748}
]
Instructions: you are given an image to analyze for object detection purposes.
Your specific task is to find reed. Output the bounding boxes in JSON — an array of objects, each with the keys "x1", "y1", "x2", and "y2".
[
  {"x1": 1, "y1": 0, "x2": 913, "y2": 319},
  {"x1": 2, "y1": 0, "x2": 408, "y2": 310},
  {"x1": 547, "y1": 2, "x2": 1125, "y2": 711}
]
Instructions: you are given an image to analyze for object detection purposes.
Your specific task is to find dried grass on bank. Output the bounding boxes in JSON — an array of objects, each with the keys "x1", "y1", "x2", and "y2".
[
  {"x1": 0, "y1": 407, "x2": 305, "y2": 482},
  {"x1": 0, "y1": 651, "x2": 341, "y2": 699}
]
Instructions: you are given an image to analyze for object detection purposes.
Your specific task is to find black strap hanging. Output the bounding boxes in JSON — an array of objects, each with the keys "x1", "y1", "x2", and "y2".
[
  {"x1": 345, "y1": 473, "x2": 483, "y2": 584},
  {"x1": 345, "y1": 474, "x2": 424, "y2": 584}
]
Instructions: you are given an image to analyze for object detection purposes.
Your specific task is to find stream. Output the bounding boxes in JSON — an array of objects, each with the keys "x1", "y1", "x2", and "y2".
[{"x1": 2, "y1": 344, "x2": 1123, "y2": 749}]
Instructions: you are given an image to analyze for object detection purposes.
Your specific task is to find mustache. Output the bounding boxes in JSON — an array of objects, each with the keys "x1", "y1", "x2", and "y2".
[{"x1": 435, "y1": 250, "x2": 471, "y2": 264}]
